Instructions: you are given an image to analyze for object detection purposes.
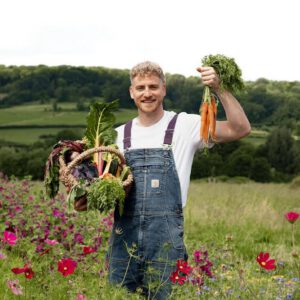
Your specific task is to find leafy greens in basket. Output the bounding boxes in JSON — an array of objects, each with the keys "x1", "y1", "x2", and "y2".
[{"x1": 45, "y1": 99, "x2": 131, "y2": 216}]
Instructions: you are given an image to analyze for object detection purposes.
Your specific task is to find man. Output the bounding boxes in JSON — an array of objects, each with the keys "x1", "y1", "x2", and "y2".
[{"x1": 107, "y1": 61, "x2": 251, "y2": 299}]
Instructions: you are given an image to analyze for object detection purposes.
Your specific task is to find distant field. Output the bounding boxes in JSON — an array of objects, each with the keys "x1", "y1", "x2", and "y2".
[
  {"x1": 0, "y1": 128, "x2": 85, "y2": 145},
  {"x1": 0, "y1": 103, "x2": 137, "y2": 126},
  {"x1": 243, "y1": 129, "x2": 269, "y2": 145},
  {"x1": 0, "y1": 103, "x2": 137, "y2": 144}
]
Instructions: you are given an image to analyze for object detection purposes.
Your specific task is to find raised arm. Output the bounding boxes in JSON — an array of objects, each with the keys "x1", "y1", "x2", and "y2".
[{"x1": 197, "y1": 66, "x2": 251, "y2": 143}]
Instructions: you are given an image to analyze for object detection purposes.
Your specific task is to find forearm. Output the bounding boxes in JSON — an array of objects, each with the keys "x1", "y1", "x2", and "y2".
[{"x1": 214, "y1": 90, "x2": 251, "y2": 143}]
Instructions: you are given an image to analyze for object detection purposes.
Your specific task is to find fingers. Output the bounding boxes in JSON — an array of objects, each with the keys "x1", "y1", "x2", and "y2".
[
  {"x1": 74, "y1": 197, "x2": 87, "y2": 211},
  {"x1": 197, "y1": 66, "x2": 220, "y2": 89},
  {"x1": 197, "y1": 66, "x2": 216, "y2": 76}
]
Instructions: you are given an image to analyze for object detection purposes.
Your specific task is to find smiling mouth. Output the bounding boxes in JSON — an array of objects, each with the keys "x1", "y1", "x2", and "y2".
[{"x1": 141, "y1": 99, "x2": 156, "y2": 103}]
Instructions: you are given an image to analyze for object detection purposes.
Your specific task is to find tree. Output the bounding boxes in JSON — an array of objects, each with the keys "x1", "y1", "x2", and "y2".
[
  {"x1": 250, "y1": 157, "x2": 271, "y2": 182},
  {"x1": 191, "y1": 152, "x2": 223, "y2": 179},
  {"x1": 265, "y1": 127, "x2": 295, "y2": 174},
  {"x1": 225, "y1": 153, "x2": 253, "y2": 177}
]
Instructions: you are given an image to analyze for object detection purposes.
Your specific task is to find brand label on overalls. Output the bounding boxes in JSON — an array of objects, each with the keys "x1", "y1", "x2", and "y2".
[{"x1": 151, "y1": 179, "x2": 160, "y2": 188}]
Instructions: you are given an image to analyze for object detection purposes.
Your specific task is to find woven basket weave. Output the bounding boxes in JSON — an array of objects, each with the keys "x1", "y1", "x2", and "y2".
[{"x1": 58, "y1": 146, "x2": 133, "y2": 195}]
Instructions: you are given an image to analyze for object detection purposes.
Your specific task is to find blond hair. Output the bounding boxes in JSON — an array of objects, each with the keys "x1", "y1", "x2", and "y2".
[{"x1": 130, "y1": 61, "x2": 166, "y2": 83}]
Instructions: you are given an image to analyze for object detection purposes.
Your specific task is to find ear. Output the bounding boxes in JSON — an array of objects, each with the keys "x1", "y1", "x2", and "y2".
[
  {"x1": 162, "y1": 82, "x2": 166, "y2": 97},
  {"x1": 129, "y1": 86, "x2": 134, "y2": 99}
]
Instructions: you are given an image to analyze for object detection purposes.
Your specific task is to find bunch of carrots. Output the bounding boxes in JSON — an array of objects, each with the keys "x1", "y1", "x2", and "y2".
[
  {"x1": 200, "y1": 86, "x2": 218, "y2": 144},
  {"x1": 199, "y1": 54, "x2": 245, "y2": 146}
]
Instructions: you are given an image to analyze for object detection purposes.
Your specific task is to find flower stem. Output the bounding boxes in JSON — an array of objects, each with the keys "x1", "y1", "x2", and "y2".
[{"x1": 292, "y1": 223, "x2": 295, "y2": 249}]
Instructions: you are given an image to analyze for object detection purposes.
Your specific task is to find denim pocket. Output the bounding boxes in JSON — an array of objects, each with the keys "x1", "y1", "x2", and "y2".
[{"x1": 166, "y1": 215, "x2": 184, "y2": 250}]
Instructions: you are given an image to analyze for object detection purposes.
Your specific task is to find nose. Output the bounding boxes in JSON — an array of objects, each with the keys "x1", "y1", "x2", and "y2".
[{"x1": 144, "y1": 87, "x2": 151, "y2": 97}]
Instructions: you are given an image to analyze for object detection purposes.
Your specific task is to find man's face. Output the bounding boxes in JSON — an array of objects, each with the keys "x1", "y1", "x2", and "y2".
[{"x1": 129, "y1": 74, "x2": 166, "y2": 115}]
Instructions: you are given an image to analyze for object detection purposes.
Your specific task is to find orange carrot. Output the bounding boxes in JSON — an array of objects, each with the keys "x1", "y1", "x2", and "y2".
[
  {"x1": 204, "y1": 104, "x2": 210, "y2": 143},
  {"x1": 211, "y1": 95, "x2": 217, "y2": 115},
  {"x1": 200, "y1": 101, "x2": 209, "y2": 142},
  {"x1": 209, "y1": 96, "x2": 217, "y2": 140}
]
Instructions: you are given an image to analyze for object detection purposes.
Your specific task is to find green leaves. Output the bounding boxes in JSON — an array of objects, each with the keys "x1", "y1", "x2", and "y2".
[
  {"x1": 87, "y1": 176, "x2": 125, "y2": 215},
  {"x1": 44, "y1": 162, "x2": 60, "y2": 199},
  {"x1": 84, "y1": 100, "x2": 119, "y2": 148},
  {"x1": 202, "y1": 54, "x2": 245, "y2": 94}
]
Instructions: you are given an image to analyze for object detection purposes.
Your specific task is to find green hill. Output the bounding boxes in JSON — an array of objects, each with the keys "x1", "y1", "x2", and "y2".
[{"x1": 0, "y1": 102, "x2": 137, "y2": 144}]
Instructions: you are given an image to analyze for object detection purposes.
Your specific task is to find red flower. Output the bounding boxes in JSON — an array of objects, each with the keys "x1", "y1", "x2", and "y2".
[
  {"x1": 11, "y1": 264, "x2": 34, "y2": 279},
  {"x1": 83, "y1": 246, "x2": 96, "y2": 255},
  {"x1": 170, "y1": 270, "x2": 187, "y2": 285},
  {"x1": 57, "y1": 258, "x2": 77, "y2": 276},
  {"x1": 24, "y1": 268, "x2": 34, "y2": 279},
  {"x1": 176, "y1": 260, "x2": 192, "y2": 275},
  {"x1": 256, "y1": 252, "x2": 276, "y2": 270},
  {"x1": 285, "y1": 212, "x2": 300, "y2": 224}
]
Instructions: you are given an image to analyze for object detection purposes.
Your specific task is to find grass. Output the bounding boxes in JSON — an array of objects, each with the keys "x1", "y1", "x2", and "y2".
[
  {"x1": 1, "y1": 178, "x2": 300, "y2": 299},
  {"x1": 185, "y1": 181, "x2": 299, "y2": 258}
]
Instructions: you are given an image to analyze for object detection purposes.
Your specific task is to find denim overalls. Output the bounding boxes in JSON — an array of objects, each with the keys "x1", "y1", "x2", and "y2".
[{"x1": 108, "y1": 114, "x2": 187, "y2": 299}]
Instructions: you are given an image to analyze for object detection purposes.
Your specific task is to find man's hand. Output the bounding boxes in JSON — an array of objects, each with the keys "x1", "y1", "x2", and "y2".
[
  {"x1": 196, "y1": 67, "x2": 221, "y2": 93},
  {"x1": 74, "y1": 196, "x2": 87, "y2": 212}
]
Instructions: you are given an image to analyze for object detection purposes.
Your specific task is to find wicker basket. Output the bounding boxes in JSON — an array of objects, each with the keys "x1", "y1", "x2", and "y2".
[{"x1": 59, "y1": 146, "x2": 133, "y2": 196}]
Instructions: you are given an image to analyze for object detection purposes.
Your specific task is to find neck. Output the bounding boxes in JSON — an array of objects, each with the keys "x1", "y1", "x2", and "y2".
[{"x1": 137, "y1": 109, "x2": 164, "y2": 127}]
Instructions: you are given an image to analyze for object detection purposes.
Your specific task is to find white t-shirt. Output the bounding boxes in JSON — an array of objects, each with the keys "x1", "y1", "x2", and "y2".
[{"x1": 115, "y1": 110, "x2": 209, "y2": 207}]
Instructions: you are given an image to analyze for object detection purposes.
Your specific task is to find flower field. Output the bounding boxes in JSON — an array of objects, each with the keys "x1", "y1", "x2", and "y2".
[{"x1": 1, "y1": 174, "x2": 300, "y2": 299}]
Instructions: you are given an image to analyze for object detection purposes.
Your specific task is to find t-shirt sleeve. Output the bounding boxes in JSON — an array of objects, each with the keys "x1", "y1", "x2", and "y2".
[
  {"x1": 179, "y1": 113, "x2": 214, "y2": 150},
  {"x1": 115, "y1": 125, "x2": 125, "y2": 152}
]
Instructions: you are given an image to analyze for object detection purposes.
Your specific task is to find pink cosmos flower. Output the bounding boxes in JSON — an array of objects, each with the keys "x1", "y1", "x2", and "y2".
[
  {"x1": 7, "y1": 279, "x2": 23, "y2": 295},
  {"x1": 194, "y1": 250, "x2": 208, "y2": 264},
  {"x1": 3, "y1": 231, "x2": 17, "y2": 245},
  {"x1": 0, "y1": 252, "x2": 7, "y2": 260},
  {"x1": 14, "y1": 206, "x2": 22, "y2": 213},
  {"x1": 285, "y1": 212, "x2": 300, "y2": 224},
  {"x1": 45, "y1": 238, "x2": 59, "y2": 245},
  {"x1": 76, "y1": 294, "x2": 87, "y2": 300},
  {"x1": 57, "y1": 258, "x2": 77, "y2": 276}
]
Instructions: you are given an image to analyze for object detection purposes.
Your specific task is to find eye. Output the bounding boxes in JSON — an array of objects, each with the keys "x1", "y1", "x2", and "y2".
[{"x1": 136, "y1": 86, "x2": 144, "y2": 91}]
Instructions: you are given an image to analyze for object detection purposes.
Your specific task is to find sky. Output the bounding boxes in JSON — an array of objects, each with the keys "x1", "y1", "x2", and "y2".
[{"x1": 1, "y1": 0, "x2": 299, "y2": 81}]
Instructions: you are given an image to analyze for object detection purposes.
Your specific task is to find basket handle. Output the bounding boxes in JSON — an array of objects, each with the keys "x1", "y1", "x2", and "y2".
[{"x1": 64, "y1": 146, "x2": 126, "y2": 177}]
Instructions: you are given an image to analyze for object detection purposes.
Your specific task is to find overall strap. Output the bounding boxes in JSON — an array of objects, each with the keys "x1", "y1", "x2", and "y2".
[
  {"x1": 123, "y1": 113, "x2": 179, "y2": 149},
  {"x1": 123, "y1": 120, "x2": 133, "y2": 149},
  {"x1": 163, "y1": 114, "x2": 178, "y2": 145}
]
